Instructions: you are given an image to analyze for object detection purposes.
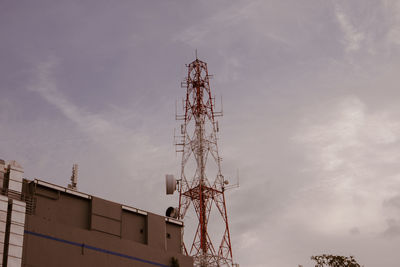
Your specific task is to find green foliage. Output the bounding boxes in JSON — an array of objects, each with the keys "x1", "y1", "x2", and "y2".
[{"x1": 311, "y1": 254, "x2": 362, "y2": 267}]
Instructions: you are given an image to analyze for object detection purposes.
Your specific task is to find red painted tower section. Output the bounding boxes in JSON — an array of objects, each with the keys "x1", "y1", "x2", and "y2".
[{"x1": 175, "y1": 57, "x2": 235, "y2": 266}]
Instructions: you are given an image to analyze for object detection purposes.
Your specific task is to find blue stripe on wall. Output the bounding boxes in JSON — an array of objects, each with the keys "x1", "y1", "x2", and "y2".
[{"x1": 24, "y1": 230, "x2": 170, "y2": 267}]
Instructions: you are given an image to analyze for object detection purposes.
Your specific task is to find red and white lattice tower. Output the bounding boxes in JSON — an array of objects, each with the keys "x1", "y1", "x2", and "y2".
[{"x1": 175, "y1": 57, "x2": 235, "y2": 267}]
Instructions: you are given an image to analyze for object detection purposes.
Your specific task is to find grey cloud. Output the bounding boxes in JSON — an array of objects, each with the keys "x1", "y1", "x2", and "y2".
[
  {"x1": 383, "y1": 194, "x2": 400, "y2": 209},
  {"x1": 383, "y1": 219, "x2": 400, "y2": 238},
  {"x1": 349, "y1": 227, "x2": 360, "y2": 235}
]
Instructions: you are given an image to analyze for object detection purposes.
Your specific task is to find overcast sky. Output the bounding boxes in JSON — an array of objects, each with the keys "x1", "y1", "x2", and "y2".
[{"x1": 1, "y1": 1, "x2": 400, "y2": 266}]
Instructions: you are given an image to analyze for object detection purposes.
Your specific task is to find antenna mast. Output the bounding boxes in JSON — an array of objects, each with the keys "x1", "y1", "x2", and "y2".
[
  {"x1": 175, "y1": 57, "x2": 235, "y2": 266},
  {"x1": 68, "y1": 164, "x2": 78, "y2": 190}
]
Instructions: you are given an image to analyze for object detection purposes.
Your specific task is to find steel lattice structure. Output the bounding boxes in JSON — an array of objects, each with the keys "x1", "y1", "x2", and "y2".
[{"x1": 175, "y1": 57, "x2": 235, "y2": 267}]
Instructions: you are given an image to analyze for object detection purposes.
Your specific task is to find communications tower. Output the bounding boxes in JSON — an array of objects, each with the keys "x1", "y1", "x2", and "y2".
[{"x1": 174, "y1": 57, "x2": 235, "y2": 266}]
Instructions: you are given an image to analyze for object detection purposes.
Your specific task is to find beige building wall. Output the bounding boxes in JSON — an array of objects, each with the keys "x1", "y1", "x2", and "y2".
[{"x1": 0, "y1": 159, "x2": 193, "y2": 267}]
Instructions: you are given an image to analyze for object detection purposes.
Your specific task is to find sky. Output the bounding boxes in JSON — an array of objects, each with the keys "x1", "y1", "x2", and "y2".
[{"x1": 1, "y1": 0, "x2": 400, "y2": 266}]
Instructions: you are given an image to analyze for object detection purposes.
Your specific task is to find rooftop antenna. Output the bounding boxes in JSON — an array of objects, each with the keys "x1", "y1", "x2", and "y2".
[
  {"x1": 68, "y1": 164, "x2": 78, "y2": 190},
  {"x1": 195, "y1": 49, "x2": 198, "y2": 60}
]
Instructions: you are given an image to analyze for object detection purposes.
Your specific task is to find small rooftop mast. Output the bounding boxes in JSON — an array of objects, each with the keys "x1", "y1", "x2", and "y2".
[{"x1": 68, "y1": 164, "x2": 78, "y2": 190}]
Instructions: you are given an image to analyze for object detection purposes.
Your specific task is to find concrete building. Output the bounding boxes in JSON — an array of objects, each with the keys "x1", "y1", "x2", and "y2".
[{"x1": 0, "y1": 159, "x2": 193, "y2": 267}]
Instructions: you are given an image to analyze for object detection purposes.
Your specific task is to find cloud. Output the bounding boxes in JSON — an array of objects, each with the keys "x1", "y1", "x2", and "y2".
[
  {"x1": 383, "y1": 218, "x2": 400, "y2": 238},
  {"x1": 294, "y1": 96, "x2": 400, "y2": 170},
  {"x1": 334, "y1": 6, "x2": 365, "y2": 52},
  {"x1": 332, "y1": 1, "x2": 400, "y2": 57},
  {"x1": 173, "y1": 1, "x2": 260, "y2": 47},
  {"x1": 292, "y1": 96, "x2": 400, "y2": 234},
  {"x1": 350, "y1": 227, "x2": 360, "y2": 235},
  {"x1": 26, "y1": 57, "x2": 176, "y2": 211},
  {"x1": 28, "y1": 57, "x2": 154, "y2": 156},
  {"x1": 384, "y1": 0, "x2": 400, "y2": 45},
  {"x1": 384, "y1": 194, "x2": 400, "y2": 209},
  {"x1": 29, "y1": 57, "x2": 121, "y2": 142}
]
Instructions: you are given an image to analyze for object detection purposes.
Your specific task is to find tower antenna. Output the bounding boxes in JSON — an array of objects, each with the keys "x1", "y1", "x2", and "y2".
[{"x1": 174, "y1": 57, "x2": 237, "y2": 266}]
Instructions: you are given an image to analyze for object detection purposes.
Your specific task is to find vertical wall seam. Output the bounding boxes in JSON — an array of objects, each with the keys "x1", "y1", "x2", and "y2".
[{"x1": 2, "y1": 200, "x2": 12, "y2": 267}]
